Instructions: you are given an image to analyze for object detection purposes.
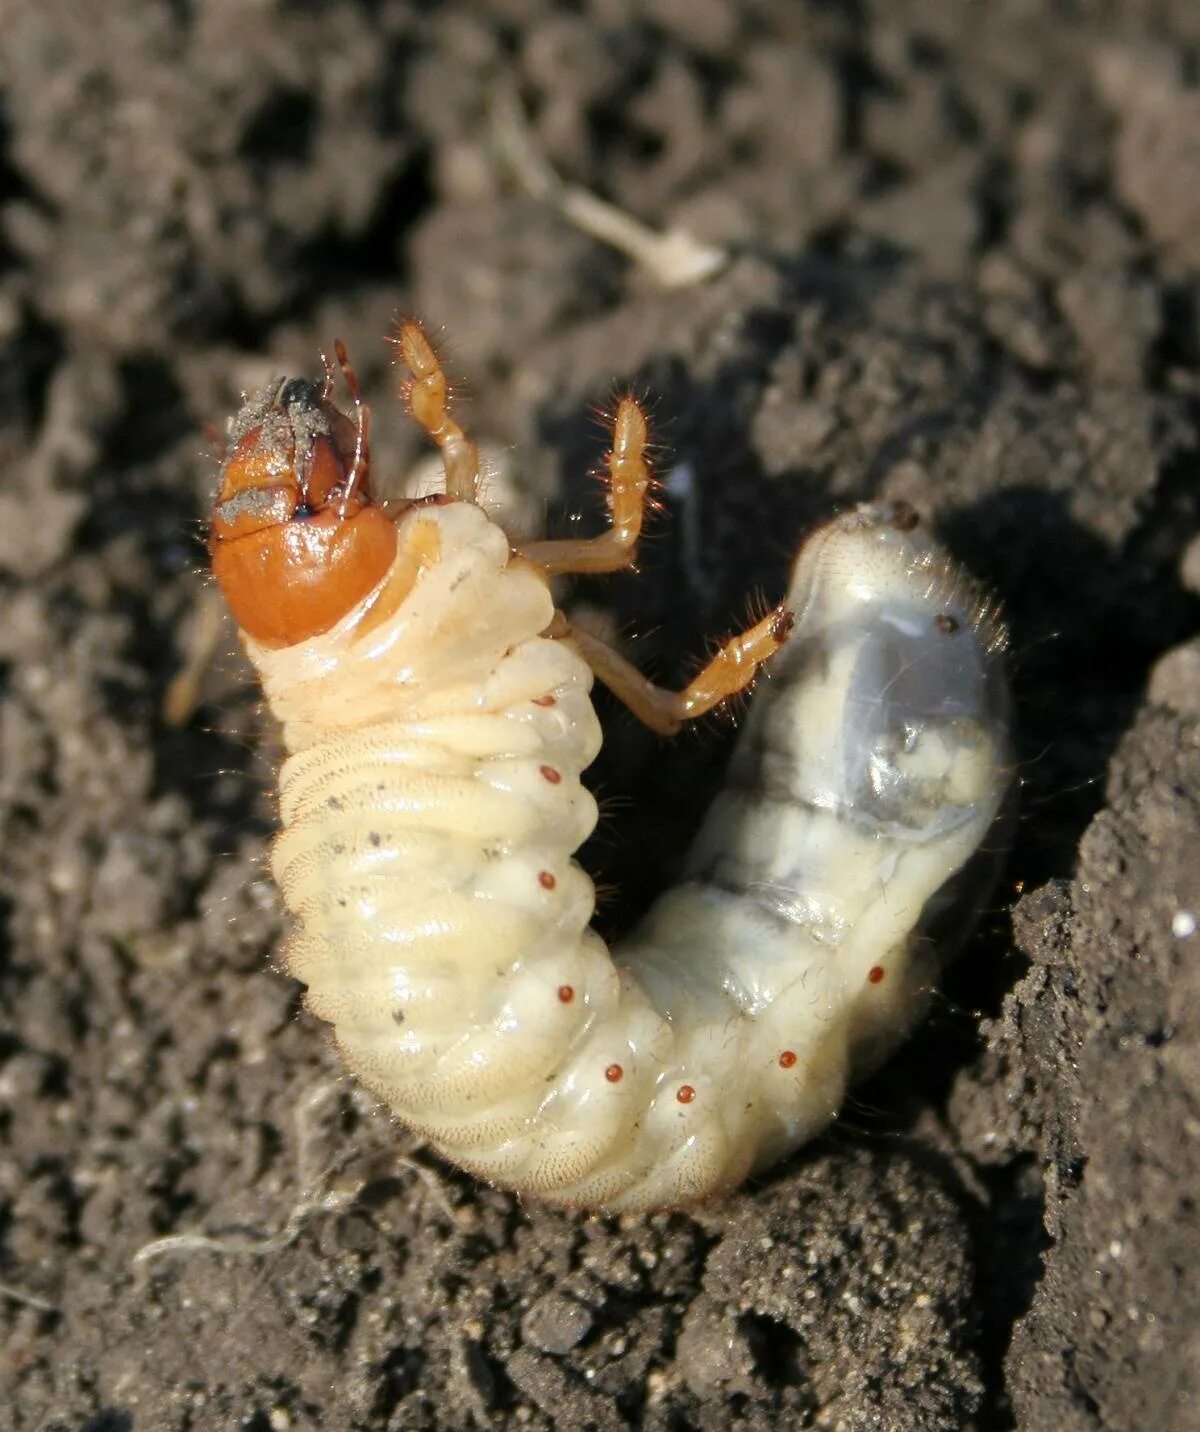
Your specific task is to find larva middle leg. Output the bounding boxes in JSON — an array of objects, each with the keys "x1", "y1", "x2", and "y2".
[{"x1": 517, "y1": 396, "x2": 652, "y2": 575}]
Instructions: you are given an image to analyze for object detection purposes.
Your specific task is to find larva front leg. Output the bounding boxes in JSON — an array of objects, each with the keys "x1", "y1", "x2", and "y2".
[
  {"x1": 209, "y1": 333, "x2": 1012, "y2": 1213},
  {"x1": 392, "y1": 320, "x2": 481, "y2": 503}
]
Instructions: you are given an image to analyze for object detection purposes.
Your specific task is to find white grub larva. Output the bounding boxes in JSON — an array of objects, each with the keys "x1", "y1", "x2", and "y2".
[{"x1": 208, "y1": 321, "x2": 1012, "y2": 1213}]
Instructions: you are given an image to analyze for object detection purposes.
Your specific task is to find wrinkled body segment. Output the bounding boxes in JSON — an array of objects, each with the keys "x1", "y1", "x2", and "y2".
[{"x1": 211, "y1": 325, "x2": 1012, "y2": 1212}]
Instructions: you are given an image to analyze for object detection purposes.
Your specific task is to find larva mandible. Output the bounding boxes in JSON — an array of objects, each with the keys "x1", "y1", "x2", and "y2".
[{"x1": 208, "y1": 320, "x2": 1011, "y2": 1213}]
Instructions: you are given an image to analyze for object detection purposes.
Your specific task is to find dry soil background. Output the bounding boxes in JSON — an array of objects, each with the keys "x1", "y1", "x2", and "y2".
[{"x1": 2, "y1": 2, "x2": 1200, "y2": 1429}]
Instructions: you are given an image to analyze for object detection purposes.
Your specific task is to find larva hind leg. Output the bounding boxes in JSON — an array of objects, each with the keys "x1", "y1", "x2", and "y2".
[
  {"x1": 519, "y1": 397, "x2": 652, "y2": 576},
  {"x1": 393, "y1": 320, "x2": 481, "y2": 504},
  {"x1": 552, "y1": 605, "x2": 794, "y2": 736}
]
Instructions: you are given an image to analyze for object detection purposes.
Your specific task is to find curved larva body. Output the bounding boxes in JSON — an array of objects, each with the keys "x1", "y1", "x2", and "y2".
[{"x1": 248, "y1": 496, "x2": 1010, "y2": 1212}]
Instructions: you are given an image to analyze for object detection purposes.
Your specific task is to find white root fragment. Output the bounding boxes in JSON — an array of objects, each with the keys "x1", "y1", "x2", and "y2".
[{"x1": 489, "y1": 87, "x2": 730, "y2": 290}]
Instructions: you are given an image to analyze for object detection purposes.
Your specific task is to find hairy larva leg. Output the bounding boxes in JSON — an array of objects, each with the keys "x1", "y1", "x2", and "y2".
[
  {"x1": 552, "y1": 604, "x2": 794, "y2": 736},
  {"x1": 518, "y1": 397, "x2": 652, "y2": 576},
  {"x1": 393, "y1": 320, "x2": 481, "y2": 504}
]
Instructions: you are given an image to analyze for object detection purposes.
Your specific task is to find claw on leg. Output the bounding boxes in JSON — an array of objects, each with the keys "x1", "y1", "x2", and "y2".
[{"x1": 392, "y1": 320, "x2": 481, "y2": 504}]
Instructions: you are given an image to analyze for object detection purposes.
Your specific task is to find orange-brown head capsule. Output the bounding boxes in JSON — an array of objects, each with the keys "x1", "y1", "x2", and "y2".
[{"x1": 209, "y1": 377, "x2": 397, "y2": 648}]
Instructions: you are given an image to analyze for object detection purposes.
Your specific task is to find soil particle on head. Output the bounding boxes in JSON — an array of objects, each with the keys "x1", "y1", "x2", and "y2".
[{"x1": 2, "y1": 1, "x2": 1199, "y2": 1429}]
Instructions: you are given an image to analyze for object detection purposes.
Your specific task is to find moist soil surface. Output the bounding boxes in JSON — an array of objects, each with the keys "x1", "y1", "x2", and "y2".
[{"x1": 2, "y1": 3, "x2": 1200, "y2": 1429}]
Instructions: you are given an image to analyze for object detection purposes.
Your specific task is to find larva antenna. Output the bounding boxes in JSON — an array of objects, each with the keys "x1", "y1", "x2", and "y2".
[{"x1": 332, "y1": 339, "x2": 371, "y2": 512}]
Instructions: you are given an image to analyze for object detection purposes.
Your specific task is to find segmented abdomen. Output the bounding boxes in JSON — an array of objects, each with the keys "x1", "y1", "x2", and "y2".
[{"x1": 251, "y1": 499, "x2": 1011, "y2": 1211}]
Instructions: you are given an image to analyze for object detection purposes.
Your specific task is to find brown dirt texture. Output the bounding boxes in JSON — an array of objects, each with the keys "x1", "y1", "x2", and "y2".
[{"x1": 2, "y1": 2, "x2": 1200, "y2": 1429}]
